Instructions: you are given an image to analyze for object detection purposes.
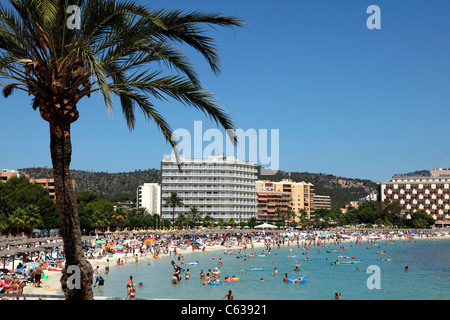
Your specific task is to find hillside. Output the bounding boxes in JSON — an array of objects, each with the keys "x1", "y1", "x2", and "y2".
[
  {"x1": 19, "y1": 167, "x2": 160, "y2": 202},
  {"x1": 19, "y1": 167, "x2": 377, "y2": 208}
]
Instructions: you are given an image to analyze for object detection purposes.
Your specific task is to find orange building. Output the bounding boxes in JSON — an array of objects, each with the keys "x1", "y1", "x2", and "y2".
[
  {"x1": 1, "y1": 169, "x2": 75, "y2": 200},
  {"x1": 256, "y1": 180, "x2": 292, "y2": 221},
  {"x1": 257, "y1": 179, "x2": 315, "y2": 221}
]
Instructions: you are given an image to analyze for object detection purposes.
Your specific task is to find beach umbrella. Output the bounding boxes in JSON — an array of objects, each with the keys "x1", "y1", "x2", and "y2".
[{"x1": 255, "y1": 223, "x2": 277, "y2": 229}]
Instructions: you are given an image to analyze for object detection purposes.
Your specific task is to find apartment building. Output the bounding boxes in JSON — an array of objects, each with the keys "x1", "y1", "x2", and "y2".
[
  {"x1": 0, "y1": 169, "x2": 26, "y2": 182},
  {"x1": 256, "y1": 180, "x2": 292, "y2": 221},
  {"x1": 377, "y1": 168, "x2": 450, "y2": 222},
  {"x1": 313, "y1": 195, "x2": 332, "y2": 210},
  {"x1": 160, "y1": 154, "x2": 258, "y2": 222},
  {"x1": 1, "y1": 169, "x2": 75, "y2": 200},
  {"x1": 256, "y1": 179, "x2": 316, "y2": 221},
  {"x1": 136, "y1": 183, "x2": 161, "y2": 214},
  {"x1": 273, "y1": 179, "x2": 315, "y2": 219}
]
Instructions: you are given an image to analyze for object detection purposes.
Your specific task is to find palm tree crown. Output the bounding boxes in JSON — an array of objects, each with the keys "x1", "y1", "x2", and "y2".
[
  {"x1": 1, "y1": 0, "x2": 243, "y2": 143},
  {"x1": 165, "y1": 191, "x2": 184, "y2": 224}
]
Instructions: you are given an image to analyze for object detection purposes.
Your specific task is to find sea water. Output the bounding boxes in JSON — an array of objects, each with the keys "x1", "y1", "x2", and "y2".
[{"x1": 94, "y1": 238, "x2": 450, "y2": 300}]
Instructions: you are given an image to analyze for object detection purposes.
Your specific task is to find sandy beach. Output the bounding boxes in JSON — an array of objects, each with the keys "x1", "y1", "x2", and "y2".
[{"x1": 19, "y1": 230, "x2": 449, "y2": 299}]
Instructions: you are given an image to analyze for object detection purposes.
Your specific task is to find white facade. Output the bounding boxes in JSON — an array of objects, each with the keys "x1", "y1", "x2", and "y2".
[
  {"x1": 160, "y1": 154, "x2": 258, "y2": 222},
  {"x1": 137, "y1": 183, "x2": 161, "y2": 215}
]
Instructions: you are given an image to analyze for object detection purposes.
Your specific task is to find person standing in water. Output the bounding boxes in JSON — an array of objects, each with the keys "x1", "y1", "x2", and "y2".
[{"x1": 221, "y1": 290, "x2": 233, "y2": 300}]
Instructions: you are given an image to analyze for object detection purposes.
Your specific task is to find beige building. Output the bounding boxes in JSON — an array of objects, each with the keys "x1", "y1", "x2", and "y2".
[
  {"x1": 313, "y1": 195, "x2": 332, "y2": 210},
  {"x1": 256, "y1": 179, "x2": 315, "y2": 221}
]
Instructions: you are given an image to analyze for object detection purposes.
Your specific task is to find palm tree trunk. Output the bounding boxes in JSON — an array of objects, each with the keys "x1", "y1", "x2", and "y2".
[
  {"x1": 49, "y1": 121, "x2": 93, "y2": 300},
  {"x1": 172, "y1": 205, "x2": 175, "y2": 225}
]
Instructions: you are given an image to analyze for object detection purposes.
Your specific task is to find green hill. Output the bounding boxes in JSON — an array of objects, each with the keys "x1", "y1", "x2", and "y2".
[{"x1": 19, "y1": 167, "x2": 160, "y2": 202}]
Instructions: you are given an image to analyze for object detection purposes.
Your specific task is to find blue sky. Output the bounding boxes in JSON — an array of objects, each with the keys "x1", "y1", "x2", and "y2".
[{"x1": 0, "y1": 0, "x2": 449, "y2": 182}]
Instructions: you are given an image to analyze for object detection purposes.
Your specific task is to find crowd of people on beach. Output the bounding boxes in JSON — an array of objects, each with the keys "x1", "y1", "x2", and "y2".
[{"x1": 0, "y1": 228, "x2": 447, "y2": 299}]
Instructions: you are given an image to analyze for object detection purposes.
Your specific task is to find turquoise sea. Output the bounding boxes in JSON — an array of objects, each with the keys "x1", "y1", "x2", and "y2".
[{"x1": 94, "y1": 238, "x2": 450, "y2": 300}]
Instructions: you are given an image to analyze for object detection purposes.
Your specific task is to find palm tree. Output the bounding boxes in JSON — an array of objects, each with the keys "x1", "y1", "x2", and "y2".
[
  {"x1": 9, "y1": 207, "x2": 27, "y2": 235},
  {"x1": 91, "y1": 210, "x2": 109, "y2": 233},
  {"x1": 24, "y1": 204, "x2": 42, "y2": 236},
  {"x1": 299, "y1": 209, "x2": 310, "y2": 233},
  {"x1": 111, "y1": 208, "x2": 128, "y2": 231},
  {"x1": 165, "y1": 192, "x2": 184, "y2": 225},
  {"x1": 0, "y1": 214, "x2": 9, "y2": 236},
  {"x1": 0, "y1": 0, "x2": 242, "y2": 299},
  {"x1": 175, "y1": 213, "x2": 188, "y2": 228},
  {"x1": 187, "y1": 206, "x2": 201, "y2": 227},
  {"x1": 202, "y1": 214, "x2": 215, "y2": 228}
]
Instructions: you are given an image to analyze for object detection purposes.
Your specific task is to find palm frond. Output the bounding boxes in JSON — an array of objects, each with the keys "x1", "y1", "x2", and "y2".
[{"x1": 0, "y1": 0, "x2": 243, "y2": 147}]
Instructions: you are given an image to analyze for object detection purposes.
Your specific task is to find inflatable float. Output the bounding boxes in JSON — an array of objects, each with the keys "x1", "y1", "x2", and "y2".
[
  {"x1": 286, "y1": 276, "x2": 307, "y2": 284},
  {"x1": 247, "y1": 268, "x2": 264, "y2": 271},
  {"x1": 207, "y1": 280, "x2": 221, "y2": 285}
]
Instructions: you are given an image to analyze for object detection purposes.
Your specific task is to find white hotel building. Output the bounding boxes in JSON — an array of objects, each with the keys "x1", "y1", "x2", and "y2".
[
  {"x1": 136, "y1": 183, "x2": 161, "y2": 215},
  {"x1": 378, "y1": 168, "x2": 450, "y2": 224},
  {"x1": 160, "y1": 154, "x2": 258, "y2": 222}
]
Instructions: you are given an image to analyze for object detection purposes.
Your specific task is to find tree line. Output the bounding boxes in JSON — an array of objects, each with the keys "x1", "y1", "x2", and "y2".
[
  {"x1": 313, "y1": 201, "x2": 436, "y2": 229},
  {"x1": 0, "y1": 175, "x2": 58, "y2": 236}
]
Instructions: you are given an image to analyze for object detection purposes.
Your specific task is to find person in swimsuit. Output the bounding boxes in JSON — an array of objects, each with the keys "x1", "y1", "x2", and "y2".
[
  {"x1": 221, "y1": 290, "x2": 233, "y2": 300},
  {"x1": 126, "y1": 276, "x2": 133, "y2": 295},
  {"x1": 128, "y1": 284, "x2": 136, "y2": 298}
]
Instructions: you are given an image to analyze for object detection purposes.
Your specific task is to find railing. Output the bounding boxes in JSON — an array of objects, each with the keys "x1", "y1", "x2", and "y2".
[
  {"x1": 162, "y1": 192, "x2": 257, "y2": 199},
  {"x1": 161, "y1": 186, "x2": 256, "y2": 192},
  {"x1": 162, "y1": 171, "x2": 257, "y2": 179}
]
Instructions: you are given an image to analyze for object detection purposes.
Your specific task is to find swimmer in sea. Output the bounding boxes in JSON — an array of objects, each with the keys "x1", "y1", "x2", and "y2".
[{"x1": 221, "y1": 290, "x2": 233, "y2": 300}]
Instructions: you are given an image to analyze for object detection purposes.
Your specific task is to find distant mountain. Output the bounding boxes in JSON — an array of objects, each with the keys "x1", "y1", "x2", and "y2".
[
  {"x1": 19, "y1": 167, "x2": 160, "y2": 202},
  {"x1": 19, "y1": 167, "x2": 377, "y2": 208}
]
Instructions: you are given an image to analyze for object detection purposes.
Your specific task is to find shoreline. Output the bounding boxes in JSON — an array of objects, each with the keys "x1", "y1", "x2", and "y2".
[{"x1": 21, "y1": 232, "x2": 449, "y2": 299}]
